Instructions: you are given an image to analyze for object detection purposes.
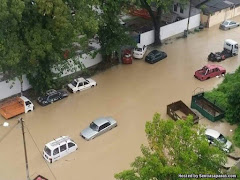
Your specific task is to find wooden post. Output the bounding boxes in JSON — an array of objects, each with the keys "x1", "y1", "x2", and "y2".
[{"x1": 19, "y1": 118, "x2": 31, "y2": 180}]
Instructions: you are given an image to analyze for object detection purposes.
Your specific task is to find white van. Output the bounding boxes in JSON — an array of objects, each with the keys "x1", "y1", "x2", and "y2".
[
  {"x1": 224, "y1": 39, "x2": 238, "y2": 56},
  {"x1": 43, "y1": 136, "x2": 78, "y2": 163}
]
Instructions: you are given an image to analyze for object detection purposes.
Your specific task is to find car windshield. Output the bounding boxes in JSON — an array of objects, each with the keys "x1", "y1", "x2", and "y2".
[
  {"x1": 44, "y1": 146, "x2": 51, "y2": 156},
  {"x1": 217, "y1": 134, "x2": 227, "y2": 144},
  {"x1": 222, "y1": 21, "x2": 229, "y2": 25},
  {"x1": 90, "y1": 122, "x2": 99, "y2": 131},
  {"x1": 134, "y1": 48, "x2": 142, "y2": 52},
  {"x1": 71, "y1": 80, "x2": 78, "y2": 87}
]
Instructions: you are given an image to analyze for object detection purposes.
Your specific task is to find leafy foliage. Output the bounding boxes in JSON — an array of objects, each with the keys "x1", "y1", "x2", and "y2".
[
  {"x1": 98, "y1": 0, "x2": 135, "y2": 62},
  {"x1": 115, "y1": 113, "x2": 227, "y2": 180},
  {"x1": 0, "y1": 0, "x2": 98, "y2": 94},
  {"x1": 205, "y1": 67, "x2": 240, "y2": 123}
]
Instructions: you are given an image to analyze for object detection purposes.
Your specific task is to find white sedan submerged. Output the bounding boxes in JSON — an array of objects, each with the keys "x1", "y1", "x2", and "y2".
[{"x1": 67, "y1": 77, "x2": 97, "y2": 93}]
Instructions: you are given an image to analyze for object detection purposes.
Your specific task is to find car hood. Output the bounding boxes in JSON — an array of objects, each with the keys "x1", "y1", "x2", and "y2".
[
  {"x1": 81, "y1": 127, "x2": 98, "y2": 140},
  {"x1": 68, "y1": 83, "x2": 75, "y2": 89}
]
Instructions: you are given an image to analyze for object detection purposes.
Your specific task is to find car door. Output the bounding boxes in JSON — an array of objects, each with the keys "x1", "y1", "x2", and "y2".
[
  {"x1": 214, "y1": 68, "x2": 220, "y2": 76},
  {"x1": 229, "y1": 21, "x2": 235, "y2": 29},
  {"x1": 68, "y1": 142, "x2": 77, "y2": 153},
  {"x1": 83, "y1": 80, "x2": 91, "y2": 90},
  {"x1": 78, "y1": 82, "x2": 84, "y2": 91},
  {"x1": 59, "y1": 144, "x2": 68, "y2": 158},
  {"x1": 52, "y1": 147, "x2": 60, "y2": 162},
  {"x1": 98, "y1": 122, "x2": 111, "y2": 136}
]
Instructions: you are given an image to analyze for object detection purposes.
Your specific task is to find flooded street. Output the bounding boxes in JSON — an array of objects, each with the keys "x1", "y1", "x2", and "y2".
[{"x1": 1, "y1": 16, "x2": 240, "y2": 180}]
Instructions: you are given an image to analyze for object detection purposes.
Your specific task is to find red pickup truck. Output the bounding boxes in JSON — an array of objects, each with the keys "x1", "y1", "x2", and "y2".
[{"x1": 194, "y1": 64, "x2": 226, "y2": 81}]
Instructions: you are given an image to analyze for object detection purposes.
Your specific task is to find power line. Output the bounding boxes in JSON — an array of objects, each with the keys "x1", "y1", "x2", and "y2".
[{"x1": 24, "y1": 123, "x2": 57, "y2": 180}]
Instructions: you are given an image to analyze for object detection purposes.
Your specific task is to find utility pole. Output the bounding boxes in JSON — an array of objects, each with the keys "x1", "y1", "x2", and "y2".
[
  {"x1": 185, "y1": 0, "x2": 192, "y2": 37},
  {"x1": 19, "y1": 118, "x2": 31, "y2": 180}
]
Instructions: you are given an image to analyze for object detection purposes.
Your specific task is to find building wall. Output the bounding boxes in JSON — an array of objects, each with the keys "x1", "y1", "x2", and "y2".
[
  {"x1": 0, "y1": 53, "x2": 102, "y2": 100},
  {"x1": 140, "y1": 14, "x2": 201, "y2": 45},
  {"x1": 208, "y1": 6, "x2": 240, "y2": 27},
  {"x1": 173, "y1": 1, "x2": 201, "y2": 18}
]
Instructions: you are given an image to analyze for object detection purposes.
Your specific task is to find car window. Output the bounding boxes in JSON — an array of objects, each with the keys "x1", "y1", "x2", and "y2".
[
  {"x1": 53, "y1": 148, "x2": 59, "y2": 155},
  {"x1": 78, "y1": 82, "x2": 83, "y2": 87},
  {"x1": 90, "y1": 122, "x2": 99, "y2": 131},
  {"x1": 68, "y1": 142, "x2": 75, "y2": 148},
  {"x1": 215, "y1": 68, "x2": 219, "y2": 72},
  {"x1": 25, "y1": 101, "x2": 31, "y2": 106},
  {"x1": 60, "y1": 144, "x2": 67, "y2": 152},
  {"x1": 134, "y1": 48, "x2": 142, "y2": 52},
  {"x1": 217, "y1": 134, "x2": 227, "y2": 144},
  {"x1": 44, "y1": 146, "x2": 51, "y2": 156},
  {"x1": 84, "y1": 81, "x2": 89, "y2": 85},
  {"x1": 222, "y1": 21, "x2": 228, "y2": 25},
  {"x1": 206, "y1": 135, "x2": 214, "y2": 141},
  {"x1": 99, "y1": 122, "x2": 111, "y2": 131},
  {"x1": 71, "y1": 80, "x2": 78, "y2": 87}
]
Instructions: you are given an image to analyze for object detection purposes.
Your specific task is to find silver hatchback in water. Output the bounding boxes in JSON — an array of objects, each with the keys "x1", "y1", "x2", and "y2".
[
  {"x1": 80, "y1": 117, "x2": 117, "y2": 140},
  {"x1": 219, "y1": 20, "x2": 240, "y2": 30}
]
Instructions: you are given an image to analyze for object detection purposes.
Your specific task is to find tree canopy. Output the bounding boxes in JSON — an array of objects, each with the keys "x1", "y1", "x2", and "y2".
[
  {"x1": 98, "y1": 0, "x2": 135, "y2": 62},
  {"x1": 115, "y1": 113, "x2": 227, "y2": 180},
  {"x1": 0, "y1": 0, "x2": 99, "y2": 94}
]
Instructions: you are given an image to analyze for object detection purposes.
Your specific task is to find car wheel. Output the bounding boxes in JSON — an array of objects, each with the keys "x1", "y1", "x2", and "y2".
[
  {"x1": 27, "y1": 110, "x2": 32, "y2": 113},
  {"x1": 91, "y1": 85, "x2": 94, "y2": 88},
  {"x1": 222, "y1": 72, "x2": 225, "y2": 76},
  {"x1": 207, "y1": 77, "x2": 210, "y2": 80}
]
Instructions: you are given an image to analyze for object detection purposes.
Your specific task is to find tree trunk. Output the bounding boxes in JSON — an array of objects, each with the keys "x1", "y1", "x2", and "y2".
[{"x1": 140, "y1": 0, "x2": 162, "y2": 45}]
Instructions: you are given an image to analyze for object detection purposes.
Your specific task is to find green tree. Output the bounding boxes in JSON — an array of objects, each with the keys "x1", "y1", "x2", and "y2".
[
  {"x1": 0, "y1": 0, "x2": 98, "y2": 94},
  {"x1": 226, "y1": 82, "x2": 240, "y2": 124},
  {"x1": 115, "y1": 113, "x2": 227, "y2": 180},
  {"x1": 131, "y1": 0, "x2": 188, "y2": 45},
  {"x1": 98, "y1": 0, "x2": 135, "y2": 63}
]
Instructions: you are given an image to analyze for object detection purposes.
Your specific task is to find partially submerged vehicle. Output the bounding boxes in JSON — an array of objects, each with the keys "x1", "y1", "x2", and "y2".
[
  {"x1": 0, "y1": 96, "x2": 34, "y2": 119},
  {"x1": 194, "y1": 64, "x2": 226, "y2": 81},
  {"x1": 208, "y1": 39, "x2": 238, "y2": 62},
  {"x1": 43, "y1": 136, "x2": 78, "y2": 163},
  {"x1": 167, "y1": 100, "x2": 199, "y2": 124}
]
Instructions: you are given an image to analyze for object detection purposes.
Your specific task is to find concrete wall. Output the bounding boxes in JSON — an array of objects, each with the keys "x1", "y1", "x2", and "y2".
[
  {"x1": 208, "y1": 6, "x2": 240, "y2": 27},
  {"x1": 0, "y1": 53, "x2": 102, "y2": 100},
  {"x1": 140, "y1": 14, "x2": 201, "y2": 45}
]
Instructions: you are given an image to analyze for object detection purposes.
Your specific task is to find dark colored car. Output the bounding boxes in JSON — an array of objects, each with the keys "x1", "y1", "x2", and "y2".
[
  {"x1": 145, "y1": 50, "x2": 167, "y2": 64},
  {"x1": 37, "y1": 89, "x2": 68, "y2": 106}
]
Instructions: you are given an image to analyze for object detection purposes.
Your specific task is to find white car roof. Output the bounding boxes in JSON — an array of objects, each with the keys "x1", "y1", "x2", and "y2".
[
  {"x1": 93, "y1": 117, "x2": 110, "y2": 126},
  {"x1": 225, "y1": 39, "x2": 238, "y2": 45},
  {"x1": 20, "y1": 96, "x2": 31, "y2": 102},
  {"x1": 45, "y1": 136, "x2": 72, "y2": 150},
  {"x1": 76, "y1": 77, "x2": 86, "y2": 83},
  {"x1": 205, "y1": 129, "x2": 220, "y2": 139}
]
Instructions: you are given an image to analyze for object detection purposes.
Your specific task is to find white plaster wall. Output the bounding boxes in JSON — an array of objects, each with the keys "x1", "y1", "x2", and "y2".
[
  {"x1": 140, "y1": 14, "x2": 200, "y2": 45},
  {"x1": 0, "y1": 53, "x2": 102, "y2": 100},
  {"x1": 140, "y1": 30, "x2": 154, "y2": 46},
  {"x1": 0, "y1": 75, "x2": 31, "y2": 100}
]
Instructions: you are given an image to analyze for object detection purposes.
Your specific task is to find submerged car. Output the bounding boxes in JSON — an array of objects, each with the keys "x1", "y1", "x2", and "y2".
[
  {"x1": 219, "y1": 20, "x2": 240, "y2": 30},
  {"x1": 37, "y1": 89, "x2": 68, "y2": 106},
  {"x1": 67, "y1": 77, "x2": 97, "y2": 93},
  {"x1": 194, "y1": 64, "x2": 226, "y2": 81},
  {"x1": 205, "y1": 129, "x2": 232, "y2": 152},
  {"x1": 80, "y1": 117, "x2": 117, "y2": 140},
  {"x1": 133, "y1": 44, "x2": 147, "y2": 59},
  {"x1": 145, "y1": 50, "x2": 167, "y2": 64}
]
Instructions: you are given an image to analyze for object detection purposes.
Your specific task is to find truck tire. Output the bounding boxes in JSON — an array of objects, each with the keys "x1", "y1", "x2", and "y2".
[
  {"x1": 91, "y1": 85, "x2": 94, "y2": 88},
  {"x1": 207, "y1": 77, "x2": 210, "y2": 80}
]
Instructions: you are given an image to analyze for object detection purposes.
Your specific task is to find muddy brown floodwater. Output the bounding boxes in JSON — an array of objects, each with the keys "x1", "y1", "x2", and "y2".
[{"x1": 1, "y1": 16, "x2": 240, "y2": 180}]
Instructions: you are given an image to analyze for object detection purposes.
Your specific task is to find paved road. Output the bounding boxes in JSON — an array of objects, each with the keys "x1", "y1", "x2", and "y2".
[{"x1": 0, "y1": 16, "x2": 240, "y2": 180}]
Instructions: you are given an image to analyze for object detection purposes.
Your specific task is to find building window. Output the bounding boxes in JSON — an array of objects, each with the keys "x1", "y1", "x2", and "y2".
[
  {"x1": 180, "y1": 6, "x2": 184, "y2": 13},
  {"x1": 174, "y1": 4, "x2": 178, "y2": 12}
]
